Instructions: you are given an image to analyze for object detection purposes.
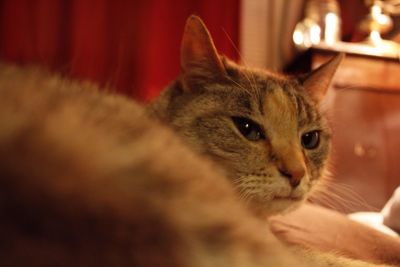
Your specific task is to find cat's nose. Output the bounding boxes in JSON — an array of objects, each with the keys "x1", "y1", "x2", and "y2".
[{"x1": 279, "y1": 167, "x2": 305, "y2": 188}]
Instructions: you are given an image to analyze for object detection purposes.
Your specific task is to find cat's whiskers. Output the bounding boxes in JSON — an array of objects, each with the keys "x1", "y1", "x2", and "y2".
[
  {"x1": 221, "y1": 28, "x2": 260, "y2": 97},
  {"x1": 235, "y1": 176, "x2": 259, "y2": 204},
  {"x1": 233, "y1": 177, "x2": 247, "y2": 186},
  {"x1": 309, "y1": 179, "x2": 379, "y2": 212},
  {"x1": 309, "y1": 192, "x2": 364, "y2": 213},
  {"x1": 308, "y1": 192, "x2": 346, "y2": 211},
  {"x1": 248, "y1": 71, "x2": 262, "y2": 102},
  {"x1": 321, "y1": 179, "x2": 376, "y2": 210},
  {"x1": 222, "y1": 29, "x2": 253, "y2": 80},
  {"x1": 238, "y1": 186, "x2": 252, "y2": 203},
  {"x1": 225, "y1": 75, "x2": 252, "y2": 96}
]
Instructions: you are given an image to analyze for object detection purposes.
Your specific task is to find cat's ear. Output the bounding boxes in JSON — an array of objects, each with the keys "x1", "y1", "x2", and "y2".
[
  {"x1": 300, "y1": 53, "x2": 344, "y2": 104},
  {"x1": 180, "y1": 15, "x2": 226, "y2": 88}
]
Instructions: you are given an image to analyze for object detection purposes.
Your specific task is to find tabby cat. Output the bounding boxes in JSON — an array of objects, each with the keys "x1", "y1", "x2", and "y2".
[
  {"x1": 150, "y1": 15, "x2": 338, "y2": 216},
  {"x1": 0, "y1": 15, "x2": 391, "y2": 267}
]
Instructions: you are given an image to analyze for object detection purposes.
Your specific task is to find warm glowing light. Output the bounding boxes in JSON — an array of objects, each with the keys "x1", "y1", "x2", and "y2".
[
  {"x1": 293, "y1": 30, "x2": 304, "y2": 46},
  {"x1": 325, "y1": 12, "x2": 338, "y2": 45},
  {"x1": 377, "y1": 14, "x2": 390, "y2": 25},
  {"x1": 371, "y1": 4, "x2": 382, "y2": 19},
  {"x1": 370, "y1": 30, "x2": 382, "y2": 45},
  {"x1": 310, "y1": 24, "x2": 321, "y2": 45},
  {"x1": 371, "y1": 3, "x2": 390, "y2": 29}
]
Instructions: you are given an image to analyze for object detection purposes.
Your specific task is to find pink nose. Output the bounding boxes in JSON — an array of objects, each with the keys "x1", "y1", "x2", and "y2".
[{"x1": 279, "y1": 167, "x2": 305, "y2": 188}]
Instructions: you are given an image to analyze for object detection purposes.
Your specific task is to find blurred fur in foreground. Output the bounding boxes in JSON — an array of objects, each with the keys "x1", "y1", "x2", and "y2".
[{"x1": 0, "y1": 64, "x2": 299, "y2": 267}]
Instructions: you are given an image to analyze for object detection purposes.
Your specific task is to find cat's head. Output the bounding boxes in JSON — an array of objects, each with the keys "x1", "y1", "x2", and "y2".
[{"x1": 158, "y1": 15, "x2": 343, "y2": 215}]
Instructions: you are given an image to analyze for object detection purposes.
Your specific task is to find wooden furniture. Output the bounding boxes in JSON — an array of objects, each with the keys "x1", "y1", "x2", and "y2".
[{"x1": 312, "y1": 52, "x2": 400, "y2": 213}]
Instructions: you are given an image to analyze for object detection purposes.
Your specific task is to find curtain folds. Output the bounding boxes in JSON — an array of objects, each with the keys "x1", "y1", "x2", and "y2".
[{"x1": 0, "y1": 0, "x2": 240, "y2": 101}]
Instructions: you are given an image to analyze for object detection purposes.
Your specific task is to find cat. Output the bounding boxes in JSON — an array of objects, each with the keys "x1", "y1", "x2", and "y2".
[
  {"x1": 149, "y1": 15, "x2": 338, "y2": 217},
  {"x1": 0, "y1": 15, "x2": 392, "y2": 267}
]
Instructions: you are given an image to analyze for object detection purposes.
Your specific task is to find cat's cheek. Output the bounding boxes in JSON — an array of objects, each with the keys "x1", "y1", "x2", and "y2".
[{"x1": 304, "y1": 149, "x2": 329, "y2": 181}]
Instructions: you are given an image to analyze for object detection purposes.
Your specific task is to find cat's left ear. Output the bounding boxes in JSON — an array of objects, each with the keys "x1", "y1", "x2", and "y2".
[
  {"x1": 300, "y1": 53, "x2": 344, "y2": 104},
  {"x1": 180, "y1": 15, "x2": 227, "y2": 88}
]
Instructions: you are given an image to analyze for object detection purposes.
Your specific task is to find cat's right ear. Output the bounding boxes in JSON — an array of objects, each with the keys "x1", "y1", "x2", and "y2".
[
  {"x1": 180, "y1": 15, "x2": 227, "y2": 90},
  {"x1": 300, "y1": 53, "x2": 344, "y2": 104}
]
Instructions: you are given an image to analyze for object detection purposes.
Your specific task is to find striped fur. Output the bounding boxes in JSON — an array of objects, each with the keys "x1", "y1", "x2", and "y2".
[{"x1": 150, "y1": 16, "x2": 339, "y2": 216}]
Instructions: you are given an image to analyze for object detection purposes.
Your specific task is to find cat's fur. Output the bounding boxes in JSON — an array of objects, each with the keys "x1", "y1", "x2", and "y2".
[
  {"x1": 0, "y1": 16, "x2": 392, "y2": 267},
  {"x1": 0, "y1": 64, "x2": 299, "y2": 267},
  {"x1": 150, "y1": 16, "x2": 337, "y2": 216}
]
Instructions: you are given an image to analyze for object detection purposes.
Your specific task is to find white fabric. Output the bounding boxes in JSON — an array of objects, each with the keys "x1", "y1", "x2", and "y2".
[
  {"x1": 349, "y1": 187, "x2": 400, "y2": 238},
  {"x1": 382, "y1": 187, "x2": 400, "y2": 234},
  {"x1": 349, "y1": 212, "x2": 398, "y2": 237}
]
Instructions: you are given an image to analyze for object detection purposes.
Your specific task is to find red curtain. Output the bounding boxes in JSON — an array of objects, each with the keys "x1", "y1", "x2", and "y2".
[{"x1": 0, "y1": 0, "x2": 240, "y2": 101}]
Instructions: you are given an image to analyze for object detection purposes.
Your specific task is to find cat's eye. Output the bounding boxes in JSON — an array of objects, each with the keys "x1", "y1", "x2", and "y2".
[
  {"x1": 232, "y1": 117, "x2": 265, "y2": 141},
  {"x1": 301, "y1": 131, "x2": 320, "y2": 150}
]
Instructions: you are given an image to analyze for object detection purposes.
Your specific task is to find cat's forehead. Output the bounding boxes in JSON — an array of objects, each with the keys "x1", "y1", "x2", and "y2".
[
  {"x1": 222, "y1": 71, "x2": 320, "y2": 128},
  {"x1": 263, "y1": 84, "x2": 296, "y2": 116},
  {"x1": 227, "y1": 71, "x2": 297, "y2": 107}
]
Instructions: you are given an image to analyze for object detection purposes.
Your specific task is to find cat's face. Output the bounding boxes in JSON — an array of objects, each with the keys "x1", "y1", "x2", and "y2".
[{"x1": 158, "y1": 16, "x2": 343, "y2": 215}]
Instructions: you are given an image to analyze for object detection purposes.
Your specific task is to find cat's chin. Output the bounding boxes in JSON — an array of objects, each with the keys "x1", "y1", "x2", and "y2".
[{"x1": 250, "y1": 196, "x2": 305, "y2": 217}]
